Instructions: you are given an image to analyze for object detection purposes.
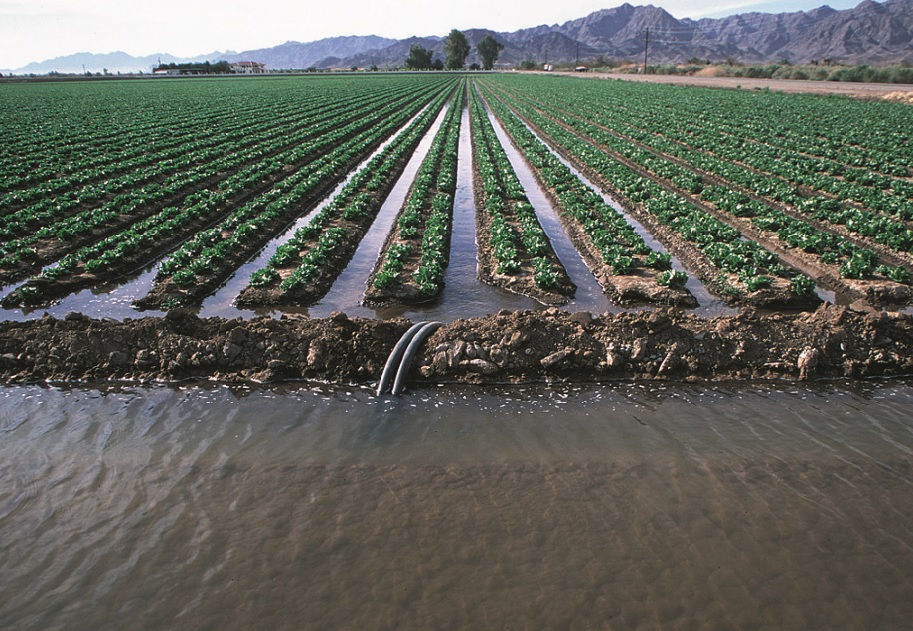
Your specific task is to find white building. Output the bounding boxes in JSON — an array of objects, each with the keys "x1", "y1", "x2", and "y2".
[{"x1": 230, "y1": 61, "x2": 267, "y2": 74}]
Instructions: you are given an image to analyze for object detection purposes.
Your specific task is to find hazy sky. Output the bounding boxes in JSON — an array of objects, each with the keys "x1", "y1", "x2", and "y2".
[{"x1": 1, "y1": 0, "x2": 865, "y2": 69}]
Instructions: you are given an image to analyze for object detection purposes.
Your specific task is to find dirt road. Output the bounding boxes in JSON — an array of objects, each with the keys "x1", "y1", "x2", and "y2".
[{"x1": 552, "y1": 70, "x2": 913, "y2": 99}]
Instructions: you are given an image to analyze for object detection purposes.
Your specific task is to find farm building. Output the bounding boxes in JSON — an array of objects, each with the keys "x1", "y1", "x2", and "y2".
[{"x1": 231, "y1": 61, "x2": 267, "y2": 74}]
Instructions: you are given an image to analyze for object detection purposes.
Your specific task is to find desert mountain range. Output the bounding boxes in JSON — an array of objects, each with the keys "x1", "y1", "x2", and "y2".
[{"x1": 9, "y1": 0, "x2": 912, "y2": 74}]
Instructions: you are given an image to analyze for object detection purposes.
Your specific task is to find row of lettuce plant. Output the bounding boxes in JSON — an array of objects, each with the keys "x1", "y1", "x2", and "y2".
[
  {"x1": 0, "y1": 80, "x2": 417, "y2": 216},
  {"x1": 489, "y1": 80, "x2": 909, "y2": 289},
  {"x1": 467, "y1": 83, "x2": 573, "y2": 301},
  {"x1": 2, "y1": 94, "x2": 295, "y2": 202},
  {"x1": 505, "y1": 75, "x2": 912, "y2": 178},
  {"x1": 480, "y1": 80, "x2": 814, "y2": 300},
  {"x1": 3, "y1": 81, "x2": 454, "y2": 308},
  {"x1": 552, "y1": 90, "x2": 913, "y2": 261},
  {"x1": 478, "y1": 82, "x2": 695, "y2": 298},
  {"x1": 0, "y1": 82, "x2": 444, "y2": 290},
  {"x1": 137, "y1": 81, "x2": 458, "y2": 309},
  {"x1": 234, "y1": 84, "x2": 459, "y2": 307},
  {"x1": 0, "y1": 80, "x2": 434, "y2": 253},
  {"x1": 491, "y1": 76, "x2": 913, "y2": 262},
  {"x1": 0, "y1": 77, "x2": 434, "y2": 195},
  {"x1": 364, "y1": 82, "x2": 465, "y2": 302}
]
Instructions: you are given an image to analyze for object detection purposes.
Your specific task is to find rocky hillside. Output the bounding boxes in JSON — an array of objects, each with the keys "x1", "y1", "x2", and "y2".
[
  {"x1": 9, "y1": 0, "x2": 911, "y2": 74},
  {"x1": 327, "y1": 0, "x2": 913, "y2": 67}
]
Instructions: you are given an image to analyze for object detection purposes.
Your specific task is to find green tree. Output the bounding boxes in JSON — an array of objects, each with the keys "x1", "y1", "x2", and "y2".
[
  {"x1": 405, "y1": 45, "x2": 433, "y2": 70},
  {"x1": 476, "y1": 35, "x2": 504, "y2": 70},
  {"x1": 444, "y1": 29, "x2": 470, "y2": 70}
]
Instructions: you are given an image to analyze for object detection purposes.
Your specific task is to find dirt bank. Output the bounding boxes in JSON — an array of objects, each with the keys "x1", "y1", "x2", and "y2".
[
  {"x1": 556, "y1": 71, "x2": 913, "y2": 99},
  {"x1": 0, "y1": 303, "x2": 911, "y2": 387}
]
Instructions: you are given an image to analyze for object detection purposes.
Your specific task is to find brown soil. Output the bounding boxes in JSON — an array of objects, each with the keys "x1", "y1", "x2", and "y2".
[
  {"x1": 1, "y1": 304, "x2": 910, "y2": 386},
  {"x1": 559, "y1": 72, "x2": 913, "y2": 100}
]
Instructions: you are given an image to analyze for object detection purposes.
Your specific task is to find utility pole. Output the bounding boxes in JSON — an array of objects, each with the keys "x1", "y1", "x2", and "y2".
[
  {"x1": 643, "y1": 28, "x2": 649, "y2": 74},
  {"x1": 576, "y1": 43, "x2": 579, "y2": 68}
]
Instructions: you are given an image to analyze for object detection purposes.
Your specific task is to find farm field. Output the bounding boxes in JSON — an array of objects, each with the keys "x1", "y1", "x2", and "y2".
[
  {"x1": 3, "y1": 73, "x2": 913, "y2": 315},
  {"x1": 1, "y1": 73, "x2": 913, "y2": 383},
  {"x1": 4, "y1": 75, "x2": 913, "y2": 631}
]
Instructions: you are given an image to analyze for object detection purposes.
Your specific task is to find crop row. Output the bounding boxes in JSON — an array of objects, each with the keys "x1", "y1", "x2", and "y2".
[
  {"x1": 4, "y1": 79, "x2": 455, "y2": 308},
  {"x1": 234, "y1": 83, "x2": 458, "y2": 308},
  {"x1": 478, "y1": 79, "x2": 815, "y2": 303},
  {"x1": 364, "y1": 82, "x2": 465, "y2": 304},
  {"x1": 477, "y1": 83, "x2": 697, "y2": 306},
  {"x1": 584, "y1": 92, "x2": 913, "y2": 256},
  {"x1": 0, "y1": 77, "x2": 430, "y2": 194},
  {"x1": 490, "y1": 76, "x2": 913, "y2": 259},
  {"x1": 0, "y1": 82, "x2": 442, "y2": 285},
  {"x1": 0, "y1": 80, "x2": 420, "y2": 217},
  {"x1": 139, "y1": 80, "x2": 458, "y2": 309},
  {"x1": 534, "y1": 75, "x2": 913, "y2": 177},
  {"x1": 468, "y1": 85, "x2": 574, "y2": 304},
  {"x1": 3, "y1": 83, "x2": 440, "y2": 226},
  {"x1": 488, "y1": 78, "x2": 911, "y2": 296}
]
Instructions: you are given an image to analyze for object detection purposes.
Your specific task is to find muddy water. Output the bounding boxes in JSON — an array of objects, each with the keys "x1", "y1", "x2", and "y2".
[
  {"x1": 368, "y1": 106, "x2": 541, "y2": 322},
  {"x1": 2, "y1": 380, "x2": 912, "y2": 631},
  {"x1": 485, "y1": 104, "x2": 615, "y2": 315}
]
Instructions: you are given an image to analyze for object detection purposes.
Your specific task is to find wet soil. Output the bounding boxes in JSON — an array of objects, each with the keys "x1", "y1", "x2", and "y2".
[{"x1": 0, "y1": 303, "x2": 910, "y2": 386}]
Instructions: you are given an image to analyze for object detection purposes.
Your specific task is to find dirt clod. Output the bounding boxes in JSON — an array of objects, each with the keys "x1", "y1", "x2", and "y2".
[{"x1": 0, "y1": 305, "x2": 911, "y2": 386}]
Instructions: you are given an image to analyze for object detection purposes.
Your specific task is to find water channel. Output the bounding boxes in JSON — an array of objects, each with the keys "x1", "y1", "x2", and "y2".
[{"x1": 1, "y1": 379, "x2": 912, "y2": 630}]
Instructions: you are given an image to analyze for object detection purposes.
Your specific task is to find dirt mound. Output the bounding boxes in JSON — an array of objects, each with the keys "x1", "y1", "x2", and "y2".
[
  {"x1": 0, "y1": 304, "x2": 910, "y2": 387},
  {"x1": 695, "y1": 67, "x2": 727, "y2": 77},
  {"x1": 884, "y1": 91, "x2": 913, "y2": 105}
]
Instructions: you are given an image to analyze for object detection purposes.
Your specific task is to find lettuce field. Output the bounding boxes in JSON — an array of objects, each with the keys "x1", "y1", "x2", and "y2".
[{"x1": 1, "y1": 73, "x2": 912, "y2": 317}]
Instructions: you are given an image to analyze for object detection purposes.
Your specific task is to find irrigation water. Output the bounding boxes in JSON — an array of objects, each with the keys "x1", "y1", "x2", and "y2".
[{"x1": 1, "y1": 379, "x2": 912, "y2": 630}]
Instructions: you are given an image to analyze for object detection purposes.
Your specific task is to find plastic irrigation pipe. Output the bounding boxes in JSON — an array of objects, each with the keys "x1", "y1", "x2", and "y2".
[
  {"x1": 376, "y1": 321, "x2": 429, "y2": 396},
  {"x1": 391, "y1": 321, "x2": 442, "y2": 396}
]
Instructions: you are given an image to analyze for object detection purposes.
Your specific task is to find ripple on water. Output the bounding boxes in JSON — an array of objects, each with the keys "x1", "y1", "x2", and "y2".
[{"x1": 0, "y1": 380, "x2": 912, "y2": 630}]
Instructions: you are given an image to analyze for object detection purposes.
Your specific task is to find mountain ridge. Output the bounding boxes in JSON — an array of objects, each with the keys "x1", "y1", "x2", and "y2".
[{"x1": 5, "y1": 0, "x2": 912, "y2": 74}]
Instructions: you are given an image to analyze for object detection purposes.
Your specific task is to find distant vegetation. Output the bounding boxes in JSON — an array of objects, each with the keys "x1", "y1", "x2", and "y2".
[
  {"x1": 403, "y1": 30, "x2": 504, "y2": 72},
  {"x1": 153, "y1": 61, "x2": 232, "y2": 75},
  {"x1": 444, "y1": 30, "x2": 471, "y2": 70},
  {"x1": 477, "y1": 36, "x2": 505, "y2": 71},
  {"x1": 583, "y1": 58, "x2": 913, "y2": 84}
]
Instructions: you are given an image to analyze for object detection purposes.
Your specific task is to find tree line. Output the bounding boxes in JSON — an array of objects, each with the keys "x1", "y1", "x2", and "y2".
[
  {"x1": 405, "y1": 31, "x2": 504, "y2": 71},
  {"x1": 154, "y1": 61, "x2": 233, "y2": 74}
]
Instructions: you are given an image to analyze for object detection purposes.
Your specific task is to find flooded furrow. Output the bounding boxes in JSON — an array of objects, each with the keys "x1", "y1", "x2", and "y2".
[
  {"x1": 0, "y1": 264, "x2": 165, "y2": 322},
  {"x1": 354, "y1": 104, "x2": 540, "y2": 322},
  {"x1": 485, "y1": 104, "x2": 615, "y2": 315},
  {"x1": 307, "y1": 104, "x2": 452, "y2": 319},
  {"x1": 199, "y1": 102, "x2": 443, "y2": 320},
  {"x1": 507, "y1": 106, "x2": 734, "y2": 318}
]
